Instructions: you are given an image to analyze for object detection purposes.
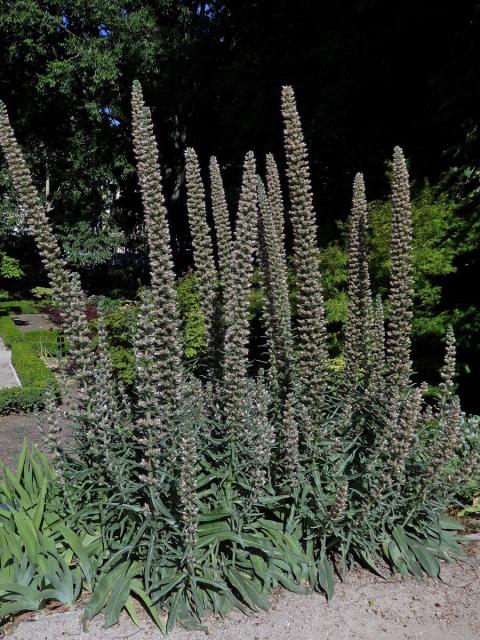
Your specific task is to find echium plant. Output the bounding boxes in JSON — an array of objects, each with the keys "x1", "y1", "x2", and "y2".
[
  {"x1": 0, "y1": 83, "x2": 478, "y2": 634},
  {"x1": 344, "y1": 173, "x2": 373, "y2": 389},
  {"x1": 386, "y1": 146, "x2": 414, "y2": 391},
  {"x1": 184, "y1": 148, "x2": 218, "y2": 364},
  {"x1": 0, "y1": 102, "x2": 117, "y2": 471},
  {"x1": 281, "y1": 86, "x2": 328, "y2": 426},
  {"x1": 209, "y1": 156, "x2": 233, "y2": 283},
  {"x1": 221, "y1": 152, "x2": 257, "y2": 439},
  {"x1": 131, "y1": 80, "x2": 183, "y2": 426},
  {"x1": 265, "y1": 153, "x2": 286, "y2": 249},
  {"x1": 256, "y1": 177, "x2": 293, "y2": 399}
]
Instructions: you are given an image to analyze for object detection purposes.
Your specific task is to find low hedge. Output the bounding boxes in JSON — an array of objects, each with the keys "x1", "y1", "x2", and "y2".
[
  {"x1": 0, "y1": 300, "x2": 39, "y2": 316},
  {"x1": 0, "y1": 317, "x2": 58, "y2": 414},
  {"x1": 0, "y1": 315, "x2": 22, "y2": 347}
]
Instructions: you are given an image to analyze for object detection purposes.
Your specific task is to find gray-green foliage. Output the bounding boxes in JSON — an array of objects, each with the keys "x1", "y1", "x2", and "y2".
[{"x1": 0, "y1": 84, "x2": 478, "y2": 633}]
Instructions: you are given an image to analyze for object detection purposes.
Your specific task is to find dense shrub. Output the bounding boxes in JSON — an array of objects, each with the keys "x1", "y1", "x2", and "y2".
[
  {"x1": 0, "y1": 315, "x2": 21, "y2": 346},
  {"x1": 0, "y1": 317, "x2": 57, "y2": 413},
  {"x1": 0, "y1": 299, "x2": 39, "y2": 316},
  {"x1": 0, "y1": 83, "x2": 478, "y2": 633}
]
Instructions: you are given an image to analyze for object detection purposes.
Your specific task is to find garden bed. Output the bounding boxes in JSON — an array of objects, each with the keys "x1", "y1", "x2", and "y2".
[{"x1": 6, "y1": 541, "x2": 480, "y2": 640}]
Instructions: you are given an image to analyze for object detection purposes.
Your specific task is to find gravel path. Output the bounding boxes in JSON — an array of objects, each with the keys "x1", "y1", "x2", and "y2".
[
  {"x1": 0, "y1": 411, "x2": 73, "y2": 468},
  {"x1": 5, "y1": 542, "x2": 480, "y2": 640},
  {"x1": 11, "y1": 314, "x2": 54, "y2": 332}
]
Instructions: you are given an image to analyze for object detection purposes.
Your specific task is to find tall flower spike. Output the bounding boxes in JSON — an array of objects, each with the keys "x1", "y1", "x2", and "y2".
[
  {"x1": 439, "y1": 325, "x2": 456, "y2": 409},
  {"x1": 280, "y1": 390, "x2": 300, "y2": 489},
  {"x1": 386, "y1": 146, "x2": 414, "y2": 390},
  {"x1": 368, "y1": 295, "x2": 386, "y2": 397},
  {"x1": 184, "y1": 148, "x2": 218, "y2": 359},
  {"x1": 177, "y1": 379, "x2": 200, "y2": 554},
  {"x1": 256, "y1": 177, "x2": 276, "y2": 368},
  {"x1": 0, "y1": 100, "x2": 99, "y2": 454},
  {"x1": 82, "y1": 312, "x2": 126, "y2": 476},
  {"x1": 131, "y1": 81, "x2": 183, "y2": 418},
  {"x1": 247, "y1": 376, "x2": 275, "y2": 498},
  {"x1": 281, "y1": 86, "x2": 328, "y2": 416},
  {"x1": 265, "y1": 153, "x2": 286, "y2": 248},
  {"x1": 344, "y1": 173, "x2": 373, "y2": 388},
  {"x1": 425, "y1": 325, "x2": 461, "y2": 474},
  {"x1": 0, "y1": 102, "x2": 69, "y2": 300},
  {"x1": 133, "y1": 290, "x2": 167, "y2": 492},
  {"x1": 257, "y1": 177, "x2": 293, "y2": 397},
  {"x1": 43, "y1": 385, "x2": 64, "y2": 473},
  {"x1": 209, "y1": 156, "x2": 233, "y2": 284},
  {"x1": 222, "y1": 152, "x2": 257, "y2": 437}
]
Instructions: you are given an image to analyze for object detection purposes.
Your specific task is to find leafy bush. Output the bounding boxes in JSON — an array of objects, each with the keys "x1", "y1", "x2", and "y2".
[
  {"x1": 0, "y1": 83, "x2": 478, "y2": 633},
  {"x1": 30, "y1": 286, "x2": 53, "y2": 302},
  {"x1": 0, "y1": 251, "x2": 22, "y2": 279},
  {"x1": 0, "y1": 317, "x2": 58, "y2": 414},
  {"x1": 176, "y1": 271, "x2": 206, "y2": 360}
]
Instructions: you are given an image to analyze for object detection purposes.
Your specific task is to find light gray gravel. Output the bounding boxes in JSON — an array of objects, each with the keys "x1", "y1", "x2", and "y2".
[{"x1": 6, "y1": 542, "x2": 480, "y2": 640}]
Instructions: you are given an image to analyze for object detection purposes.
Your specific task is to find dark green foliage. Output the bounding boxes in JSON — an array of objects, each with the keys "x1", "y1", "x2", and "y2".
[
  {"x1": 0, "y1": 317, "x2": 58, "y2": 413},
  {"x1": 176, "y1": 272, "x2": 207, "y2": 361},
  {"x1": 0, "y1": 252, "x2": 22, "y2": 279},
  {"x1": 0, "y1": 300, "x2": 39, "y2": 316}
]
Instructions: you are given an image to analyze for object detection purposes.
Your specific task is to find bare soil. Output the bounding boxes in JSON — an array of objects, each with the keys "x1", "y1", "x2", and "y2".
[
  {"x1": 0, "y1": 411, "x2": 72, "y2": 468},
  {"x1": 4, "y1": 542, "x2": 480, "y2": 640}
]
